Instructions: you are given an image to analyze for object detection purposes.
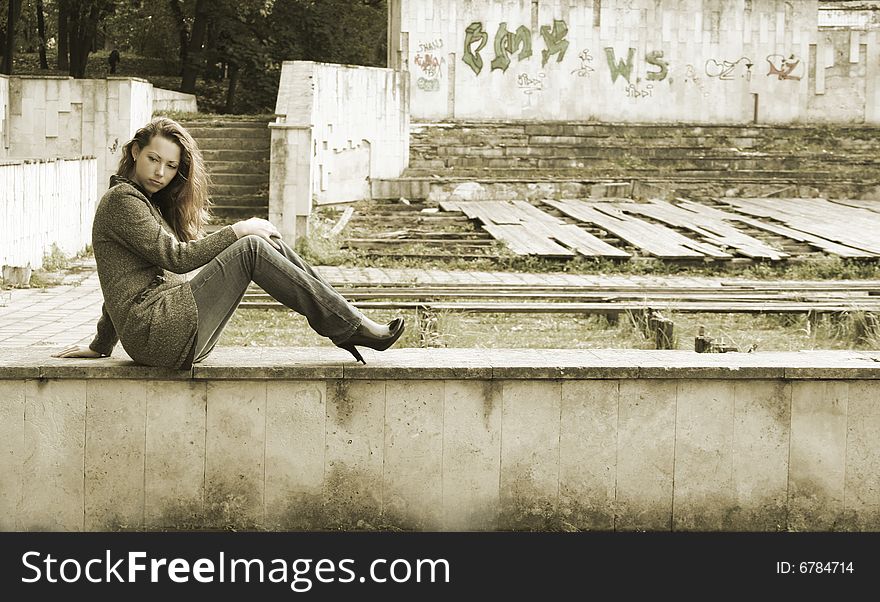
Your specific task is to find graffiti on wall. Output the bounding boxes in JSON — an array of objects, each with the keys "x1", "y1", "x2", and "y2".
[
  {"x1": 705, "y1": 57, "x2": 753, "y2": 81},
  {"x1": 517, "y1": 72, "x2": 546, "y2": 94},
  {"x1": 463, "y1": 22, "x2": 489, "y2": 75},
  {"x1": 415, "y1": 39, "x2": 446, "y2": 92},
  {"x1": 605, "y1": 48, "x2": 636, "y2": 83},
  {"x1": 604, "y1": 48, "x2": 669, "y2": 85},
  {"x1": 645, "y1": 51, "x2": 669, "y2": 82},
  {"x1": 419, "y1": 39, "x2": 444, "y2": 53},
  {"x1": 463, "y1": 19, "x2": 570, "y2": 76},
  {"x1": 491, "y1": 23, "x2": 532, "y2": 72},
  {"x1": 625, "y1": 82, "x2": 654, "y2": 99},
  {"x1": 517, "y1": 72, "x2": 546, "y2": 107},
  {"x1": 684, "y1": 64, "x2": 711, "y2": 98},
  {"x1": 766, "y1": 54, "x2": 803, "y2": 81},
  {"x1": 540, "y1": 20, "x2": 569, "y2": 67},
  {"x1": 571, "y1": 49, "x2": 595, "y2": 77}
]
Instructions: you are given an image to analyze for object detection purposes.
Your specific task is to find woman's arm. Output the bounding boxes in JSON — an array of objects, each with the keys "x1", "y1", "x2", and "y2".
[
  {"x1": 99, "y1": 192, "x2": 238, "y2": 273},
  {"x1": 88, "y1": 303, "x2": 118, "y2": 356},
  {"x1": 53, "y1": 303, "x2": 117, "y2": 359}
]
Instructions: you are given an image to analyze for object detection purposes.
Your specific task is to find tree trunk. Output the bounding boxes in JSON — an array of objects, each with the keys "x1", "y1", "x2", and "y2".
[
  {"x1": 67, "y1": 3, "x2": 81, "y2": 77},
  {"x1": 36, "y1": 0, "x2": 48, "y2": 69},
  {"x1": 57, "y1": 0, "x2": 69, "y2": 71},
  {"x1": 168, "y1": 0, "x2": 189, "y2": 76},
  {"x1": 224, "y1": 62, "x2": 240, "y2": 113},
  {"x1": 2, "y1": 0, "x2": 20, "y2": 74},
  {"x1": 68, "y1": 2, "x2": 104, "y2": 79},
  {"x1": 180, "y1": 0, "x2": 209, "y2": 93}
]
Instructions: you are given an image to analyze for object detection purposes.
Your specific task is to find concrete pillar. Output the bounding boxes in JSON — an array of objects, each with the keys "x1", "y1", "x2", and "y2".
[{"x1": 269, "y1": 124, "x2": 313, "y2": 242}]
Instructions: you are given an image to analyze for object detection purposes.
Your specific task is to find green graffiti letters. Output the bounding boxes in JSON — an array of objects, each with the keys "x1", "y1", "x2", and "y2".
[
  {"x1": 645, "y1": 50, "x2": 669, "y2": 81},
  {"x1": 463, "y1": 22, "x2": 489, "y2": 75},
  {"x1": 540, "y1": 19, "x2": 569, "y2": 67},
  {"x1": 491, "y1": 23, "x2": 533, "y2": 72},
  {"x1": 463, "y1": 19, "x2": 569, "y2": 76},
  {"x1": 605, "y1": 47, "x2": 636, "y2": 84}
]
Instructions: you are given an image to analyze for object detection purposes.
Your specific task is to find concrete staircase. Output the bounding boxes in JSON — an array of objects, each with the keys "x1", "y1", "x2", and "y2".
[
  {"x1": 179, "y1": 119, "x2": 271, "y2": 228},
  {"x1": 373, "y1": 121, "x2": 880, "y2": 201}
]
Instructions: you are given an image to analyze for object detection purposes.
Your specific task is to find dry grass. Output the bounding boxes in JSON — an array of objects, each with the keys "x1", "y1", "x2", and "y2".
[{"x1": 217, "y1": 308, "x2": 880, "y2": 351}]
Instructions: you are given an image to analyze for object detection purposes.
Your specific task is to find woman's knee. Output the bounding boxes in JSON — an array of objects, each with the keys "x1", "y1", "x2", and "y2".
[{"x1": 236, "y1": 234, "x2": 273, "y2": 253}]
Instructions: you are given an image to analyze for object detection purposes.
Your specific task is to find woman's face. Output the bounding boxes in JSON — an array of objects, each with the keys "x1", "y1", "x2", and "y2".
[{"x1": 131, "y1": 135, "x2": 181, "y2": 194}]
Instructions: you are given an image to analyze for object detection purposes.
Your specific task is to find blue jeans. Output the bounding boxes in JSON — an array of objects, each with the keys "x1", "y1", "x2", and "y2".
[{"x1": 188, "y1": 235, "x2": 362, "y2": 363}]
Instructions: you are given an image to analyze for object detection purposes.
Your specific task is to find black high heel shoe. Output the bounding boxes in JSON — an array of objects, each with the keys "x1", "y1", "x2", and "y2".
[{"x1": 337, "y1": 317, "x2": 405, "y2": 364}]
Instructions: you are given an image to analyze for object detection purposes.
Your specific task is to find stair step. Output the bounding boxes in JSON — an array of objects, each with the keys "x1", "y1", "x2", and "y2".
[
  {"x1": 196, "y1": 137, "x2": 271, "y2": 151},
  {"x1": 400, "y1": 166, "x2": 855, "y2": 177},
  {"x1": 211, "y1": 206, "x2": 269, "y2": 219},
  {"x1": 409, "y1": 157, "x2": 878, "y2": 170},
  {"x1": 211, "y1": 194, "x2": 268, "y2": 207},
  {"x1": 209, "y1": 183, "x2": 269, "y2": 196},
  {"x1": 412, "y1": 145, "x2": 880, "y2": 159},
  {"x1": 202, "y1": 149, "x2": 271, "y2": 162},
  {"x1": 209, "y1": 173, "x2": 268, "y2": 186},
  {"x1": 183, "y1": 126, "x2": 271, "y2": 139},
  {"x1": 205, "y1": 160, "x2": 270, "y2": 174}
]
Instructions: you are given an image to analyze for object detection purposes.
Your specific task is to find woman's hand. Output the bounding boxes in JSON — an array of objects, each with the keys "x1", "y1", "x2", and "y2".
[
  {"x1": 52, "y1": 345, "x2": 105, "y2": 359},
  {"x1": 231, "y1": 218, "x2": 282, "y2": 250}
]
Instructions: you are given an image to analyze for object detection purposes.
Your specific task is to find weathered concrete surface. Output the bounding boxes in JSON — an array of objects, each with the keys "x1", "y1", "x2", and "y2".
[
  {"x1": 21, "y1": 379, "x2": 87, "y2": 531},
  {"x1": 265, "y1": 381, "x2": 326, "y2": 530},
  {"x1": 789, "y1": 381, "x2": 849, "y2": 531},
  {"x1": 383, "y1": 380, "x2": 444, "y2": 529},
  {"x1": 84, "y1": 380, "x2": 146, "y2": 530},
  {"x1": 0, "y1": 380, "x2": 24, "y2": 530},
  {"x1": 1, "y1": 348, "x2": 879, "y2": 531},
  {"x1": 205, "y1": 381, "x2": 266, "y2": 530},
  {"x1": 442, "y1": 381, "x2": 502, "y2": 530},
  {"x1": 143, "y1": 381, "x2": 207, "y2": 530},
  {"x1": 616, "y1": 380, "x2": 676, "y2": 531}
]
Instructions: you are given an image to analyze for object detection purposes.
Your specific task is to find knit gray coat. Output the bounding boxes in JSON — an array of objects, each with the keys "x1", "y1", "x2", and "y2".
[{"x1": 89, "y1": 175, "x2": 239, "y2": 368}]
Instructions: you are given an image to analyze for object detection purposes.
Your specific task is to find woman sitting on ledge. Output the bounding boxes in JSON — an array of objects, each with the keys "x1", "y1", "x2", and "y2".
[{"x1": 53, "y1": 117, "x2": 404, "y2": 368}]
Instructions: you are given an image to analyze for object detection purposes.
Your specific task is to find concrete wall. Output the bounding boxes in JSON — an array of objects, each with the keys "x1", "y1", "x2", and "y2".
[
  {"x1": 153, "y1": 87, "x2": 198, "y2": 114},
  {"x1": 270, "y1": 61, "x2": 410, "y2": 241},
  {"x1": 6, "y1": 76, "x2": 153, "y2": 195},
  {"x1": 391, "y1": 0, "x2": 880, "y2": 124},
  {"x1": 1, "y1": 347, "x2": 878, "y2": 531},
  {"x1": 0, "y1": 158, "x2": 98, "y2": 270},
  {"x1": 0, "y1": 76, "x2": 8, "y2": 159}
]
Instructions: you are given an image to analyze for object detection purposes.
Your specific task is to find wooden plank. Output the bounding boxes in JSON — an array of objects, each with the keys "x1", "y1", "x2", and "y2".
[
  {"x1": 487, "y1": 224, "x2": 575, "y2": 256},
  {"x1": 236, "y1": 301, "x2": 880, "y2": 315},
  {"x1": 721, "y1": 198, "x2": 880, "y2": 256},
  {"x1": 528, "y1": 221, "x2": 631, "y2": 258},
  {"x1": 706, "y1": 203, "x2": 875, "y2": 258},
  {"x1": 447, "y1": 200, "x2": 628, "y2": 258},
  {"x1": 511, "y1": 200, "x2": 563, "y2": 225},
  {"x1": 828, "y1": 198, "x2": 880, "y2": 215},
  {"x1": 251, "y1": 282, "x2": 880, "y2": 294},
  {"x1": 593, "y1": 203, "x2": 733, "y2": 258},
  {"x1": 544, "y1": 199, "x2": 729, "y2": 259},
  {"x1": 619, "y1": 200, "x2": 789, "y2": 260},
  {"x1": 245, "y1": 291, "x2": 873, "y2": 303}
]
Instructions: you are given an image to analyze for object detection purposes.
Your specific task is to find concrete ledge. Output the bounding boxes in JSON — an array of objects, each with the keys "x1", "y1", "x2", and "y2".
[
  {"x1": 1, "y1": 348, "x2": 877, "y2": 380},
  {"x1": 1, "y1": 348, "x2": 879, "y2": 532}
]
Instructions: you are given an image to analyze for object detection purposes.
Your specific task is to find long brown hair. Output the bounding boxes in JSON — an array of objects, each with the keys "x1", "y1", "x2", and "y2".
[{"x1": 117, "y1": 117, "x2": 212, "y2": 241}]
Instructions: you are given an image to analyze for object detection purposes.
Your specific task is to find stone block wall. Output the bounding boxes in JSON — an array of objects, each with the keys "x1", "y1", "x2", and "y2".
[
  {"x1": 0, "y1": 158, "x2": 98, "y2": 269},
  {"x1": 270, "y1": 61, "x2": 409, "y2": 241},
  {"x1": 153, "y1": 87, "x2": 198, "y2": 114},
  {"x1": 390, "y1": 0, "x2": 880, "y2": 124},
  {"x1": 6, "y1": 76, "x2": 153, "y2": 194},
  {"x1": 1, "y1": 348, "x2": 878, "y2": 531}
]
